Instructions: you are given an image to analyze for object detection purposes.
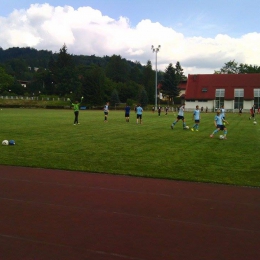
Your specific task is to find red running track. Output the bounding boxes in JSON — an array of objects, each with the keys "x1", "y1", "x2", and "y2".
[{"x1": 0, "y1": 165, "x2": 259, "y2": 260}]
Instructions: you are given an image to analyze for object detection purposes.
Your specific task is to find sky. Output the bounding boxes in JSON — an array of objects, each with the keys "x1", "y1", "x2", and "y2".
[{"x1": 0, "y1": 0, "x2": 260, "y2": 75}]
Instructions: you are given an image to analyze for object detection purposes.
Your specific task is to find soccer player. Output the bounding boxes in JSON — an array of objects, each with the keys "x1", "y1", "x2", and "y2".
[
  {"x1": 220, "y1": 105, "x2": 226, "y2": 120},
  {"x1": 68, "y1": 96, "x2": 83, "y2": 125},
  {"x1": 239, "y1": 107, "x2": 242, "y2": 116},
  {"x1": 158, "y1": 106, "x2": 161, "y2": 116},
  {"x1": 210, "y1": 110, "x2": 229, "y2": 139},
  {"x1": 136, "y1": 104, "x2": 143, "y2": 124},
  {"x1": 125, "y1": 104, "x2": 131, "y2": 122},
  {"x1": 171, "y1": 104, "x2": 186, "y2": 129},
  {"x1": 191, "y1": 105, "x2": 200, "y2": 131},
  {"x1": 165, "y1": 106, "x2": 169, "y2": 115},
  {"x1": 249, "y1": 104, "x2": 256, "y2": 121},
  {"x1": 104, "y1": 102, "x2": 109, "y2": 122}
]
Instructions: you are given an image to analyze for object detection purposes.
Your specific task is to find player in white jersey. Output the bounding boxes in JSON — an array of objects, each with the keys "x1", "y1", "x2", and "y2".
[
  {"x1": 220, "y1": 105, "x2": 226, "y2": 120},
  {"x1": 104, "y1": 102, "x2": 109, "y2": 122},
  {"x1": 170, "y1": 104, "x2": 186, "y2": 129},
  {"x1": 191, "y1": 105, "x2": 200, "y2": 131}
]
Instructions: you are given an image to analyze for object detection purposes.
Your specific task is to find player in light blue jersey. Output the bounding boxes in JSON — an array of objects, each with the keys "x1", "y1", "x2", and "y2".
[
  {"x1": 171, "y1": 104, "x2": 186, "y2": 129},
  {"x1": 210, "y1": 110, "x2": 229, "y2": 139},
  {"x1": 136, "y1": 104, "x2": 143, "y2": 124},
  {"x1": 191, "y1": 105, "x2": 200, "y2": 131}
]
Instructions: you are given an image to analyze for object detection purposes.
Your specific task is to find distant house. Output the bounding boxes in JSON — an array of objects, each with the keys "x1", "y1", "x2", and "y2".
[
  {"x1": 17, "y1": 80, "x2": 30, "y2": 88},
  {"x1": 178, "y1": 80, "x2": 187, "y2": 100},
  {"x1": 159, "y1": 79, "x2": 187, "y2": 103},
  {"x1": 184, "y1": 74, "x2": 260, "y2": 111}
]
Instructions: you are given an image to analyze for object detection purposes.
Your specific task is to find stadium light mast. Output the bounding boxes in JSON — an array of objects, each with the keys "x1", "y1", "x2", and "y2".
[{"x1": 151, "y1": 45, "x2": 161, "y2": 110}]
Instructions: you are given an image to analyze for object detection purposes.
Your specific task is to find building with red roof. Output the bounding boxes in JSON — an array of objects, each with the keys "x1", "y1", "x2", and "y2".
[{"x1": 184, "y1": 74, "x2": 260, "y2": 112}]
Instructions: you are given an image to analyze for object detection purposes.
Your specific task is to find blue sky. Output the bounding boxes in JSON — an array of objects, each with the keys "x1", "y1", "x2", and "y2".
[{"x1": 0, "y1": 0, "x2": 260, "y2": 75}]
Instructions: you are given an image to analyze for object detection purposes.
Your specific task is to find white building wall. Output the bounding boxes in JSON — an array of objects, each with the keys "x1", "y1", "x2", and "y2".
[
  {"x1": 185, "y1": 100, "x2": 214, "y2": 112},
  {"x1": 224, "y1": 100, "x2": 233, "y2": 110},
  {"x1": 244, "y1": 100, "x2": 253, "y2": 110},
  {"x1": 186, "y1": 99, "x2": 255, "y2": 112}
]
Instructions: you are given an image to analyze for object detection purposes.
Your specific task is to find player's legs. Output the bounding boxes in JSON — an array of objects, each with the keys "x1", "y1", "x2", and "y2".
[
  {"x1": 182, "y1": 119, "x2": 186, "y2": 128},
  {"x1": 210, "y1": 127, "x2": 220, "y2": 137},
  {"x1": 74, "y1": 111, "x2": 79, "y2": 124},
  {"x1": 104, "y1": 112, "x2": 108, "y2": 122},
  {"x1": 223, "y1": 127, "x2": 228, "y2": 138}
]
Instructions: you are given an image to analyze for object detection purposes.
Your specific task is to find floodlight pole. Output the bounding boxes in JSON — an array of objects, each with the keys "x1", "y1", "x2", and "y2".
[{"x1": 151, "y1": 45, "x2": 161, "y2": 110}]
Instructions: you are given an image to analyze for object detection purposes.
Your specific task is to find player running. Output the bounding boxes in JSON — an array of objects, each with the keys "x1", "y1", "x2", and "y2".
[
  {"x1": 249, "y1": 104, "x2": 256, "y2": 121},
  {"x1": 191, "y1": 105, "x2": 200, "y2": 131},
  {"x1": 171, "y1": 104, "x2": 186, "y2": 129},
  {"x1": 210, "y1": 110, "x2": 229, "y2": 139}
]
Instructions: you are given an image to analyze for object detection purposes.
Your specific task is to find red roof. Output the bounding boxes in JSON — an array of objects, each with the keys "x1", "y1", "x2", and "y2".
[
  {"x1": 185, "y1": 74, "x2": 260, "y2": 100},
  {"x1": 178, "y1": 81, "x2": 187, "y2": 90}
]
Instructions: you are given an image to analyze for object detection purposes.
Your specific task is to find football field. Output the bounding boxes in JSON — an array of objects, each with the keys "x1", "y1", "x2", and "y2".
[{"x1": 0, "y1": 108, "x2": 259, "y2": 187}]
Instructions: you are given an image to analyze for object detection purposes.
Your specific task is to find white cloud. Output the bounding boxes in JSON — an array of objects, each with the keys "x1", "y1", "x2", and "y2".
[{"x1": 0, "y1": 3, "x2": 260, "y2": 76}]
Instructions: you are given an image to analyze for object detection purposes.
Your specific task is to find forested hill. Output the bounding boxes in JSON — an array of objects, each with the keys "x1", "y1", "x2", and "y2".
[
  {"x1": 0, "y1": 47, "x2": 53, "y2": 68},
  {"x1": 0, "y1": 46, "x2": 143, "y2": 71},
  {"x1": 0, "y1": 46, "x2": 184, "y2": 106}
]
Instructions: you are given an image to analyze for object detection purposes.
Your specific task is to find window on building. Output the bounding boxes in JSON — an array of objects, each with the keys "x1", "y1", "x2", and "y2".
[
  {"x1": 234, "y1": 89, "x2": 244, "y2": 109},
  {"x1": 254, "y1": 89, "x2": 260, "y2": 108},
  {"x1": 215, "y1": 89, "x2": 225, "y2": 109}
]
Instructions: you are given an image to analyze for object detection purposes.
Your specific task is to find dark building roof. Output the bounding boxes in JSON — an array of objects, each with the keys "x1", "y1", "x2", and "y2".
[
  {"x1": 178, "y1": 81, "x2": 187, "y2": 90},
  {"x1": 185, "y1": 74, "x2": 260, "y2": 100}
]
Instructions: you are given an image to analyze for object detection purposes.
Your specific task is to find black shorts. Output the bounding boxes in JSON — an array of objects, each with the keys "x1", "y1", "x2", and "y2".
[
  {"x1": 217, "y1": 124, "x2": 225, "y2": 130},
  {"x1": 195, "y1": 120, "x2": 200, "y2": 123},
  {"x1": 137, "y1": 114, "x2": 142, "y2": 119},
  {"x1": 104, "y1": 111, "x2": 108, "y2": 115},
  {"x1": 177, "y1": 115, "x2": 184, "y2": 120},
  {"x1": 125, "y1": 113, "x2": 130, "y2": 117}
]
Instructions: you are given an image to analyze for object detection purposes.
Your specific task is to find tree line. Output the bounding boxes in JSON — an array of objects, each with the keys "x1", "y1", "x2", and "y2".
[
  {"x1": 1, "y1": 46, "x2": 259, "y2": 107},
  {"x1": 0, "y1": 45, "x2": 186, "y2": 107}
]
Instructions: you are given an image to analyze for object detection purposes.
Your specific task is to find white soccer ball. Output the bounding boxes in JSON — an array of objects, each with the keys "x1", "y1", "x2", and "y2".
[
  {"x1": 219, "y1": 135, "x2": 224, "y2": 140},
  {"x1": 253, "y1": 121, "x2": 257, "y2": 124},
  {"x1": 2, "y1": 140, "x2": 9, "y2": 145},
  {"x1": 185, "y1": 126, "x2": 189, "y2": 129}
]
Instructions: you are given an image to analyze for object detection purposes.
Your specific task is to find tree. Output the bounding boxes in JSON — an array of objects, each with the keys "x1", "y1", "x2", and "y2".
[
  {"x1": 81, "y1": 64, "x2": 106, "y2": 105},
  {"x1": 215, "y1": 60, "x2": 260, "y2": 74},
  {"x1": 129, "y1": 61, "x2": 142, "y2": 83},
  {"x1": 161, "y1": 62, "x2": 183, "y2": 103},
  {"x1": 216, "y1": 60, "x2": 240, "y2": 74},
  {"x1": 138, "y1": 87, "x2": 148, "y2": 107},
  {"x1": 110, "y1": 89, "x2": 120, "y2": 106},
  {"x1": 117, "y1": 81, "x2": 140, "y2": 103},
  {"x1": 50, "y1": 44, "x2": 82, "y2": 97},
  {"x1": 238, "y1": 63, "x2": 260, "y2": 73},
  {"x1": 0, "y1": 66, "x2": 14, "y2": 93},
  {"x1": 105, "y1": 55, "x2": 129, "y2": 83},
  {"x1": 142, "y1": 60, "x2": 154, "y2": 103}
]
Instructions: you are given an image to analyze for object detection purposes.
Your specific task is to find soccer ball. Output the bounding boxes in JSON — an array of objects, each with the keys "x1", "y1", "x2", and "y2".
[
  {"x1": 2, "y1": 140, "x2": 9, "y2": 145},
  {"x1": 253, "y1": 121, "x2": 257, "y2": 125},
  {"x1": 9, "y1": 140, "x2": 15, "y2": 145},
  {"x1": 219, "y1": 135, "x2": 224, "y2": 140},
  {"x1": 185, "y1": 126, "x2": 189, "y2": 129}
]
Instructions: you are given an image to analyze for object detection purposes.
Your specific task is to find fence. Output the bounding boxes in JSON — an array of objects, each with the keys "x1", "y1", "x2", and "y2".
[{"x1": 0, "y1": 96, "x2": 67, "y2": 101}]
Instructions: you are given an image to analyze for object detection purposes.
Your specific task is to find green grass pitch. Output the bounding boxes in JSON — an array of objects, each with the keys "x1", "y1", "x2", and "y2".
[{"x1": 0, "y1": 108, "x2": 260, "y2": 187}]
